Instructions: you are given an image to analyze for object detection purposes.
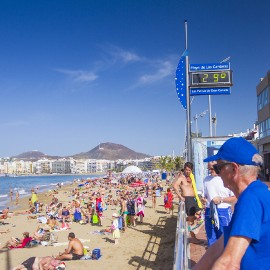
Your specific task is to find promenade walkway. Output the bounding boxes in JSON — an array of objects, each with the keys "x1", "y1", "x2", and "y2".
[{"x1": 189, "y1": 226, "x2": 207, "y2": 268}]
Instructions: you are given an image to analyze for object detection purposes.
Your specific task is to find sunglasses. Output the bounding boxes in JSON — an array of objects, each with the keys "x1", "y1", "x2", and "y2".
[{"x1": 213, "y1": 162, "x2": 233, "y2": 174}]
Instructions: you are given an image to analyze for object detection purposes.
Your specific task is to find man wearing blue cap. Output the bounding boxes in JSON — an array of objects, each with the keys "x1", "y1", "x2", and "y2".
[{"x1": 193, "y1": 137, "x2": 270, "y2": 270}]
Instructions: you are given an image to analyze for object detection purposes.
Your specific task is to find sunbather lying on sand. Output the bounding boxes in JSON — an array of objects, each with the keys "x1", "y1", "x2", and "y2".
[{"x1": 12, "y1": 256, "x2": 64, "y2": 270}]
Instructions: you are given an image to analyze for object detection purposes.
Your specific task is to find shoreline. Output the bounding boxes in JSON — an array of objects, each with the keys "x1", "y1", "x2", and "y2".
[
  {"x1": 5, "y1": 182, "x2": 76, "y2": 212},
  {"x1": 0, "y1": 174, "x2": 105, "y2": 210},
  {"x1": 0, "y1": 178, "x2": 176, "y2": 270}
]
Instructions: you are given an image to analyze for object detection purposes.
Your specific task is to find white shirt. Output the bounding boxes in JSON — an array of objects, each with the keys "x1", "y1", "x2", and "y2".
[
  {"x1": 112, "y1": 218, "x2": 119, "y2": 230},
  {"x1": 203, "y1": 175, "x2": 234, "y2": 208}
]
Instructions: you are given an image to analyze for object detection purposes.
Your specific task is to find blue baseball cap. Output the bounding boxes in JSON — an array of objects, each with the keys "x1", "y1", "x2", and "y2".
[{"x1": 204, "y1": 137, "x2": 260, "y2": 165}]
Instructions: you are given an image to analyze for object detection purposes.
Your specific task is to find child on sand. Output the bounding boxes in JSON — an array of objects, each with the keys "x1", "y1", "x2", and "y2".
[{"x1": 111, "y1": 213, "x2": 120, "y2": 245}]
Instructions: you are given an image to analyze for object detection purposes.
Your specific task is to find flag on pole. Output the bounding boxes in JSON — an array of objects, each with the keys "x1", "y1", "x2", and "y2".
[{"x1": 175, "y1": 50, "x2": 188, "y2": 110}]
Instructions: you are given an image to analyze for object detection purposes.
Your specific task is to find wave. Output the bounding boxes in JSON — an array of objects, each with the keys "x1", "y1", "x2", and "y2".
[
  {"x1": 0, "y1": 194, "x2": 8, "y2": 198},
  {"x1": 19, "y1": 189, "x2": 27, "y2": 195}
]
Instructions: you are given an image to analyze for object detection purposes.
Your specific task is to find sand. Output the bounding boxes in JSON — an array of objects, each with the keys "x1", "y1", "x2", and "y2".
[{"x1": 0, "y1": 183, "x2": 177, "y2": 270}]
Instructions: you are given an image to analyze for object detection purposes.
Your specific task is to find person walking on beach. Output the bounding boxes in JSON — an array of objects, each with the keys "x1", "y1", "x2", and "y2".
[
  {"x1": 120, "y1": 196, "x2": 128, "y2": 230},
  {"x1": 96, "y1": 192, "x2": 103, "y2": 226},
  {"x1": 127, "y1": 195, "x2": 136, "y2": 227},
  {"x1": 31, "y1": 191, "x2": 38, "y2": 207},
  {"x1": 201, "y1": 161, "x2": 236, "y2": 246},
  {"x1": 136, "y1": 193, "x2": 145, "y2": 223},
  {"x1": 164, "y1": 188, "x2": 174, "y2": 215},
  {"x1": 55, "y1": 232, "x2": 84, "y2": 261},
  {"x1": 193, "y1": 137, "x2": 270, "y2": 270},
  {"x1": 9, "y1": 188, "x2": 13, "y2": 201},
  {"x1": 152, "y1": 185, "x2": 157, "y2": 208},
  {"x1": 111, "y1": 213, "x2": 120, "y2": 245}
]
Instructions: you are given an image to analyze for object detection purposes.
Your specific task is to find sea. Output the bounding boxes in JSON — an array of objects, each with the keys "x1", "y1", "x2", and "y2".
[{"x1": 0, "y1": 174, "x2": 104, "y2": 209}]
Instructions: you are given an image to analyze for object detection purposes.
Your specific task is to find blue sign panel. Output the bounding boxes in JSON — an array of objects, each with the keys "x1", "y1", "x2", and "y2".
[
  {"x1": 190, "y1": 87, "x2": 231, "y2": 96},
  {"x1": 189, "y1": 63, "x2": 230, "y2": 72},
  {"x1": 175, "y1": 50, "x2": 188, "y2": 109}
]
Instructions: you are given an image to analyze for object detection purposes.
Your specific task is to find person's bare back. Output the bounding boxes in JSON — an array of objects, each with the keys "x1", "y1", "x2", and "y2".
[
  {"x1": 55, "y1": 232, "x2": 84, "y2": 260},
  {"x1": 69, "y1": 238, "x2": 84, "y2": 255}
]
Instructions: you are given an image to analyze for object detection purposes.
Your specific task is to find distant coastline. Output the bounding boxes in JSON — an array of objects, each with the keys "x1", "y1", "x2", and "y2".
[
  {"x1": 0, "y1": 173, "x2": 104, "y2": 209},
  {"x1": 0, "y1": 172, "x2": 102, "y2": 178}
]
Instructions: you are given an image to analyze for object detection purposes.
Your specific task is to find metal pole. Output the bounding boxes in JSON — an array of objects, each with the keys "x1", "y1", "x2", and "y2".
[
  {"x1": 195, "y1": 114, "x2": 198, "y2": 137},
  {"x1": 185, "y1": 20, "x2": 192, "y2": 162},
  {"x1": 208, "y1": 95, "x2": 212, "y2": 137}
]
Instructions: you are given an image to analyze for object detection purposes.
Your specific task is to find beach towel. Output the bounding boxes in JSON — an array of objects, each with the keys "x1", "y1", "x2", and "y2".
[
  {"x1": 190, "y1": 173, "x2": 202, "y2": 209},
  {"x1": 210, "y1": 200, "x2": 220, "y2": 229}
]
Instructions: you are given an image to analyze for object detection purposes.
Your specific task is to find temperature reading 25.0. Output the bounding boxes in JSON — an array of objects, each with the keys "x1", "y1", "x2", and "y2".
[{"x1": 191, "y1": 71, "x2": 232, "y2": 86}]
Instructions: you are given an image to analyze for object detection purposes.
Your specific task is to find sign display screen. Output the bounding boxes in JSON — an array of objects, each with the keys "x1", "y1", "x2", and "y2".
[{"x1": 191, "y1": 71, "x2": 232, "y2": 86}]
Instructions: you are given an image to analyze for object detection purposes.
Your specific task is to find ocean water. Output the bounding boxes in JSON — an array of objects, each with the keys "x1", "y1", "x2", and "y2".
[{"x1": 0, "y1": 174, "x2": 103, "y2": 209}]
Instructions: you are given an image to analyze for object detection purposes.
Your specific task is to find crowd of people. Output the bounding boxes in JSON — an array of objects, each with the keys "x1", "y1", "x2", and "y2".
[
  {"x1": 3, "y1": 137, "x2": 267, "y2": 270},
  {"x1": 1, "y1": 171, "x2": 175, "y2": 269}
]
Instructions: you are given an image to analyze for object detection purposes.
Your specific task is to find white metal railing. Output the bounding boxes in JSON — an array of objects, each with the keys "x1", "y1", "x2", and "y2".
[{"x1": 173, "y1": 201, "x2": 189, "y2": 270}]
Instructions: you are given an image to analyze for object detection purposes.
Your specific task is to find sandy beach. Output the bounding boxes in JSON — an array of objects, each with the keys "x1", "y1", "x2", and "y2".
[{"x1": 0, "y1": 181, "x2": 177, "y2": 270}]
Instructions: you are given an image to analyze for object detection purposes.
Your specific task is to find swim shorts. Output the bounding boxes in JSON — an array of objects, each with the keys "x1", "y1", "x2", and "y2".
[
  {"x1": 21, "y1": 256, "x2": 36, "y2": 270},
  {"x1": 184, "y1": 196, "x2": 201, "y2": 216},
  {"x1": 72, "y1": 253, "x2": 84, "y2": 260}
]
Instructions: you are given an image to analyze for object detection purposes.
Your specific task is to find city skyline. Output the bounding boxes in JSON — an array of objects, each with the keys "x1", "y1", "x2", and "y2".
[{"x1": 0, "y1": 1, "x2": 269, "y2": 157}]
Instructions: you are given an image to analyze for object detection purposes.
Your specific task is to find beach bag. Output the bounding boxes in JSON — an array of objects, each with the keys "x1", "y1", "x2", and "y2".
[
  {"x1": 92, "y1": 214, "x2": 99, "y2": 224},
  {"x1": 74, "y1": 211, "x2": 82, "y2": 222},
  {"x1": 97, "y1": 202, "x2": 103, "y2": 212},
  {"x1": 126, "y1": 215, "x2": 131, "y2": 226},
  {"x1": 164, "y1": 195, "x2": 168, "y2": 204},
  {"x1": 143, "y1": 199, "x2": 147, "y2": 205},
  {"x1": 118, "y1": 216, "x2": 123, "y2": 229}
]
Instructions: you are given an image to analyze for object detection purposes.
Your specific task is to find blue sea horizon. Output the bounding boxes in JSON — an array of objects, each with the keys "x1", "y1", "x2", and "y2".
[{"x1": 0, "y1": 173, "x2": 104, "y2": 209}]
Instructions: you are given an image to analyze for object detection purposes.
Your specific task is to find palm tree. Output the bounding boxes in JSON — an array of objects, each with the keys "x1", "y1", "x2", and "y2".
[
  {"x1": 174, "y1": 156, "x2": 185, "y2": 171},
  {"x1": 157, "y1": 156, "x2": 168, "y2": 171}
]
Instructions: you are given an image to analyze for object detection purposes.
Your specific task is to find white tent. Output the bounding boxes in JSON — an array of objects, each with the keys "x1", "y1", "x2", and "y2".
[{"x1": 122, "y1": 165, "x2": 142, "y2": 174}]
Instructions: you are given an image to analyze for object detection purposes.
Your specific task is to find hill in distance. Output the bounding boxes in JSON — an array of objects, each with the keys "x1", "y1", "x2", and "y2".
[
  {"x1": 12, "y1": 150, "x2": 61, "y2": 161},
  {"x1": 72, "y1": 142, "x2": 151, "y2": 160},
  {"x1": 12, "y1": 143, "x2": 151, "y2": 161}
]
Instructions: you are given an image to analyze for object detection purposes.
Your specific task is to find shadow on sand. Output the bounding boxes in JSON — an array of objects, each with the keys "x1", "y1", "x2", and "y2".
[{"x1": 128, "y1": 215, "x2": 177, "y2": 270}]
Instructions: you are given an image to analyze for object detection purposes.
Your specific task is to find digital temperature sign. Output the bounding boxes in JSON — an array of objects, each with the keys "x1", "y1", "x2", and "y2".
[{"x1": 191, "y1": 71, "x2": 232, "y2": 86}]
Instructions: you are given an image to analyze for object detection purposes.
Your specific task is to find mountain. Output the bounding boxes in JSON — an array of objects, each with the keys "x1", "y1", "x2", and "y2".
[
  {"x1": 11, "y1": 143, "x2": 151, "y2": 161},
  {"x1": 12, "y1": 151, "x2": 60, "y2": 161},
  {"x1": 72, "y1": 142, "x2": 151, "y2": 160}
]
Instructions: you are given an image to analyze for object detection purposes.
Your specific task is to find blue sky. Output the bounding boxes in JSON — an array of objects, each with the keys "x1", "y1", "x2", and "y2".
[{"x1": 0, "y1": 0, "x2": 269, "y2": 157}]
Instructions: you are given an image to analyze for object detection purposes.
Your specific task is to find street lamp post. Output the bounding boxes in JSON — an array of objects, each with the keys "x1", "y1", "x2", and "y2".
[
  {"x1": 212, "y1": 113, "x2": 217, "y2": 136},
  {"x1": 193, "y1": 109, "x2": 208, "y2": 137}
]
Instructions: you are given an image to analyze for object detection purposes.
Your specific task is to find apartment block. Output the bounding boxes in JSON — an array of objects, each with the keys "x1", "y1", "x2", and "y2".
[{"x1": 257, "y1": 70, "x2": 270, "y2": 178}]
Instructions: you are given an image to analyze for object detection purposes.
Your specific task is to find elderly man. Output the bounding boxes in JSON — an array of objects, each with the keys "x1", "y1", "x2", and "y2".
[
  {"x1": 201, "y1": 161, "x2": 236, "y2": 246},
  {"x1": 193, "y1": 137, "x2": 269, "y2": 270}
]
